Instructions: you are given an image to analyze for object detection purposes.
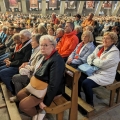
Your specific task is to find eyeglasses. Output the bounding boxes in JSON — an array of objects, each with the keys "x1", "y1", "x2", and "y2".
[{"x1": 40, "y1": 44, "x2": 53, "y2": 47}]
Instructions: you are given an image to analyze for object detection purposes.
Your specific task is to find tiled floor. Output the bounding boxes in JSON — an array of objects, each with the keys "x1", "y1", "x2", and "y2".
[{"x1": 0, "y1": 86, "x2": 120, "y2": 120}]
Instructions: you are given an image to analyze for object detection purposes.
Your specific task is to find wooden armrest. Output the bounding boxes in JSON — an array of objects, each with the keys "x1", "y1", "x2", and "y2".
[
  {"x1": 65, "y1": 64, "x2": 80, "y2": 74},
  {"x1": 44, "y1": 101, "x2": 71, "y2": 114},
  {"x1": 106, "y1": 82, "x2": 120, "y2": 90}
]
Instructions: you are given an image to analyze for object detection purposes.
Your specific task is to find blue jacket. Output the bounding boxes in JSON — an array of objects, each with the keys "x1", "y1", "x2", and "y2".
[{"x1": 69, "y1": 42, "x2": 95, "y2": 65}]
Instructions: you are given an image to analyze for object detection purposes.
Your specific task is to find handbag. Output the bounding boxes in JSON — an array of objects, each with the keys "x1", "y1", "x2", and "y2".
[
  {"x1": 26, "y1": 76, "x2": 48, "y2": 98},
  {"x1": 19, "y1": 65, "x2": 33, "y2": 78},
  {"x1": 78, "y1": 63, "x2": 99, "y2": 76},
  {"x1": 26, "y1": 83, "x2": 47, "y2": 99}
]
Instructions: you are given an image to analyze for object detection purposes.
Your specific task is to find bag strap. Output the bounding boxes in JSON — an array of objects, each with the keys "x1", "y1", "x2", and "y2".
[{"x1": 17, "y1": 39, "x2": 32, "y2": 52}]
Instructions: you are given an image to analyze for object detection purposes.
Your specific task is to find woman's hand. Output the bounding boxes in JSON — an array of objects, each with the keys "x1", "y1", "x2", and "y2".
[
  {"x1": 39, "y1": 102, "x2": 47, "y2": 109},
  {"x1": 5, "y1": 60, "x2": 11, "y2": 67},
  {"x1": 66, "y1": 58, "x2": 73, "y2": 64},
  {"x1": 4, "y1": 58, "x2": 9, "y2": 63},
  {"x1": 19, "y1": 62, "x2": 28, "y2": 70}
]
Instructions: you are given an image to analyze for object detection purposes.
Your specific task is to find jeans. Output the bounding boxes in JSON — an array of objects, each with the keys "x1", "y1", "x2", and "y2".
[
  {"x1": 78, "y1": 72, "x2": 88, "y2": 97},
  {"x1": 0, "y1": 65, "x2": 19, "y2": 93},
  {"x1": 82, "y1": 78, "x2": 99, "y2": 106},
  {"x1": 0, "y1": 52, "x2": 10, "y2": 61}
]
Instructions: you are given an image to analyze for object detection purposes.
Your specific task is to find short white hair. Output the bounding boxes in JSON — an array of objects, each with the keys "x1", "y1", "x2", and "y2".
[
  {"x1": 74, "y1": 26, "x2": 82, "y2": 33},
  {"x1": 40, "y1": 35, "x2": 57, "y2": 47},
  {"x1": 52, "y1": 12, "x2": 56, "y2": 16},
  {"x1": 56, "y1": 28, "x2": 64, "y2": 33},
  {"x1": 19, "y1": 29, "x2": 32, "y2": 39}
]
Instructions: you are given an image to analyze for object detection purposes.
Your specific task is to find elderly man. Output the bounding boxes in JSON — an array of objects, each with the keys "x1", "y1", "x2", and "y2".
[
  {"x1": 81, "y1": 13, "x2": 94, "y2": 30},
  {"x1": 0, "y1": 29, "x2": 32, "y2": 94},
  {"x1": 56, "y1": 22, "x2": 79, "y2": 62},
  {"x1": 56, "y1": 28, "x2": 64, "y2": 43},
  {"x1": 51, "y1": 13, "x2": 60, "y2": 25}
]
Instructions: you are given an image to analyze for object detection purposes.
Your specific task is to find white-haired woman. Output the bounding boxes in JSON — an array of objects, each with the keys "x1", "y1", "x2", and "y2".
[
  {"x1": 79, "y1": 32, "x2": 120, "y2": 107},
  {"x1": 0, "y1": 29, "x2": 32, "y2": 94},
  {"x1": 66, "y1": 30, "x2": 95, "y2": 69},
  {"x1": 17, "y1": 35, "x2": 65, "y2": 120}
]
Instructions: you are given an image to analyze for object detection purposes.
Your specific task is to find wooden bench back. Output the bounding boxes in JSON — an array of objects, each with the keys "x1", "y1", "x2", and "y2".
[
  {"x1": 117, "y1": 62, "x2": 120, "y2": 71},
  {"x1": 44, "y1": 64, "x2": 81, "y2": 120},
  {"x1": 65, "y1": 64, "x2": 81, "y2": 120}
]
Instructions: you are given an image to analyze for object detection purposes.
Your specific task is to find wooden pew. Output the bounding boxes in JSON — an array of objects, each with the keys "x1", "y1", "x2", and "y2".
[
  {"x1": 105, "y1": 62, "x2": 120, "y2": 107},
  {"x1": 65, "y1": 86, "x2": 95, "y2": 117},
  {"x1": 44, "y1": 64, "x2": 81, "y2": 120},
  {"x1": 93, "y1": 62, "x2": 120, "y2": 107},
  {"x1": 0, "y1": 83, "x2": 22, "y2": 120}
]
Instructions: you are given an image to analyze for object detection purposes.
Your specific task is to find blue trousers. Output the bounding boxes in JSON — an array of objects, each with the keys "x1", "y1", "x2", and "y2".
[
  {"x1": 0, "y1": 53, "x2": 10, "y2": 66},
  {"x1": 82, "y1": 78, "x2": 100, "y2": 106},
  {"x1": 0, "y1": 53, "x2": 10, "y2": 61},
  {"x1": 0, "y1": 65, "x2": 19, "y2": 93}
]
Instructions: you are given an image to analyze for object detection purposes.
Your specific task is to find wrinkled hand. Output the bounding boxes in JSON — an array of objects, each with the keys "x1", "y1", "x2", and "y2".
[
  {"x1": 19, "y1": 62, "x2": 28, "y2": 70},
  {"x1": 66, "y1": 58, "x2": 73, "y2": 64},
  {"x1": 39, "y1": 102, "x2": 47, "y2": 109},
  {"x1": 4, "y1": 58, "x2": 9, "y2": 63},
  {"x1": 5, "y1": 60, "x2": 11, "y2": 67}
]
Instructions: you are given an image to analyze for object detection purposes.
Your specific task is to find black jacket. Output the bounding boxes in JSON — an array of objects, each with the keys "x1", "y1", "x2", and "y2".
[
  {"x1": 9, "y1": 40, "x2": 32, "y2": 67},
  {"x1": 34, "y1": 51, "x2": 65, "y2": 106}
]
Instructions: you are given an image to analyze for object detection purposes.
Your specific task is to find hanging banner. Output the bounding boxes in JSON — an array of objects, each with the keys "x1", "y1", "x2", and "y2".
[
  {"x1": 30, "y1": 0, "x2": 38, "y2": 9},
  {"x1": 49, "y1": 0, "x2": 57, "y2": 8},
  {"x1": 9, "y1": 0, "x2": 18, "y2": 8},
  {"x1": 102, "y1": 1, "x2": 112, "y2": 9},
  {"x1": 86, "y1": 1, "x2": 94, "y2": 9}
]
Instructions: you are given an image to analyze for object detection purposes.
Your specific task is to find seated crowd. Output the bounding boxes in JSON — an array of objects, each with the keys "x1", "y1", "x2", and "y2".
[{"x1": 0, "y1": 12, "x2": 120, "y2": 119}]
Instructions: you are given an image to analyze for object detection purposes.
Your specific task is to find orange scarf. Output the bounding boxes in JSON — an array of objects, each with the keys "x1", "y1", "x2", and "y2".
[
  {"x1": 74, "y1": 42, "x2": 84, "y2": 59},
  {"x1": 15, "y1": 44, "x2": 22, "y2": 52},
  {"x1": 97, "y1": 47, "x2": 104, "y2": 57}
]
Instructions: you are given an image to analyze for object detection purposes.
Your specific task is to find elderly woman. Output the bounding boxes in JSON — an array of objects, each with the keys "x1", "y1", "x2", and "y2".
[
  {"x1": 38, "y1": 24, "x2": 47, "y2": 35},
  {"x1": 17, "y1": 35, "x2": 65, "y2": 120},
  {"x1": 74, "y1": 25, "x2": 82, "y2": 43},
  {"x1": 66, "y1": 30, "x2": 95, "y2": 69},
  {"x1": 79, "y1": 32, "x2": 120, "y2": 107},
  {"x1": 0, "y1": 33, "x2": 22, "y2": 64},
  {"x1": 48, "y1": 27, "x2": 55, "y2": 36},
  {"x1": 10, "y1": 34, "x2": 42, "y2": 102},
  {"x1": 0, "y1": 29, "x2": 32, "y2": 94}
]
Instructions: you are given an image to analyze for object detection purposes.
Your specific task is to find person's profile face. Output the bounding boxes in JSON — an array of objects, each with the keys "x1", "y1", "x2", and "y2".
[{"x1": 64, "y1": 23, "x2": 72, "y2": 33}]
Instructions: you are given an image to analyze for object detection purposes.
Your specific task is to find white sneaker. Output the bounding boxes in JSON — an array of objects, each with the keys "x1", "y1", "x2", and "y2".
[
  {"x1": 10, "y1": 96, "x2": 18, "y2": 102},
  {"x1": 37, "y1": 110, "x2": 46, "y2": 120},
  {"x1": 32, "y1": 114, "x2": 38, "y2": 120}
]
